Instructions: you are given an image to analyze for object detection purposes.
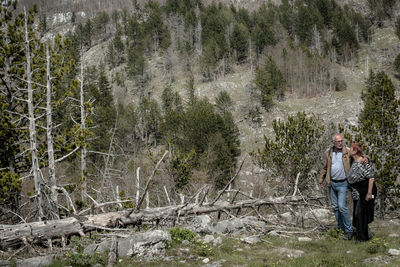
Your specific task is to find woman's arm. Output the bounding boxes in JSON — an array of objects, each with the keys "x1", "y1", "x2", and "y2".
[{"x1": 365, "y1": 178, "x2": 374, "y2": 201}]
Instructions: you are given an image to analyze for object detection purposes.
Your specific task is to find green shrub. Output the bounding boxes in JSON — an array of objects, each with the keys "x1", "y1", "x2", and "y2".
[
  {"x1": 169, "y1": 227, "x2": 197, "y2": 245},
  {"x1": 366, "y1": 238, "x2": 387, "y2": 254},
  {"x1": 326, "y1": 228, "x2": 343, "y2": 240}
]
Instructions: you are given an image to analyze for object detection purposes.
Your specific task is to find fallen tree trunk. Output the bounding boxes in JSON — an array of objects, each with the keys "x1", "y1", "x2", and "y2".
[{"x1": 0, "y1": 195, "x2": 321, "y2": 249}]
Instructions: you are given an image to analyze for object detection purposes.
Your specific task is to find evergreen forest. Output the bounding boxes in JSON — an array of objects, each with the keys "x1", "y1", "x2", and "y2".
[{"x1": 1, "y1": 0, "x2": 399, "y2": 228}]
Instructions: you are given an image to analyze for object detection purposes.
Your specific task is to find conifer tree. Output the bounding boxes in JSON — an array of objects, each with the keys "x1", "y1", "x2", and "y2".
[
  {"x1": 345, "y1": 71, "x2": 400, "y2": 216},
  {"x1": 252, "y1": 112, "x2": 325, "y2": 194},
  {"x1": 254, "y1": 56, "x2": 285, "y2": 110}
]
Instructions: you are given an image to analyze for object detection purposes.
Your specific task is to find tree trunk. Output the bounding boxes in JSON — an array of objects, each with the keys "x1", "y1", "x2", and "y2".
[
  {"x1": 0, "y1": 195, "x2": 316, "y2": 249},
  {"x1": 46, "y1": 44, "x2": 59, "y2": 220},
  {"x1": 80, "y1": 59, "x2": 88, "y2": 202},
  {"x1": 25, "y1": 8, "x2": 44, "y2": 221}
]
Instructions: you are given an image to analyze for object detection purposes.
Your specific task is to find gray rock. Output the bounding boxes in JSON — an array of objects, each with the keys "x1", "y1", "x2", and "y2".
[
  {"x1": 241, "y1": 216, "x2": 267, "y2": 230},
  {"x1": 202, "y1": 259, "x2": 227, "y2": 267},
  {"x1": 280, "y1": 212, "x2": 297, "y2": 224},
  {"x1": 304, "y1": 208, "x2": 332, "y2": 224},
  {"x1": 190, "y1": 215, "x2": 214, "y2": 234},
  {"x1": 276, "y1": 248, "x2": 304, "y2": 258},
  {"x1": 362, "y1": 256, "x2": 385, "y2": 263},
  {"x1": 118, "y1": 230, "x2": 170, "y2": 258},
  {"x1": 203, "y1": 235, "x2": 215, "y2": 244},
  {"x1": 389, "y1": 233, "x2": 399, "y2": 238},
  {"x1": 202, "y1": 258, "x2": 210, "y2": 263},
  {"x1": 16, "y1": 255, "x2": 55, "y2": 267},
  {"x1": 0, "y1": 260, "x2": 10, "y2": 267},
  {"x1": 241, "y1": 236, "x2": 261, "y2": 244},
  {"x1": 213, "y1": 237, "x2": 222, "y2": 246},
  {"x1": 298, "y1": 237, "x2": 312, "y2": 242},
  {"x1": 84, "y1": 230, "x2": 170, "y2": 260},
  {"x1": 388, "y1": 249, "x2": 400, "y2": 256},
  {"x1": 182, "y1": 240, "x2": 191, "y2": 245},
  {"x1": 84, "y1": 239, "x2": 112, "y2": 255},
  {"x1": 214, "y1": 218, "x2": 244, "y2": 234}
]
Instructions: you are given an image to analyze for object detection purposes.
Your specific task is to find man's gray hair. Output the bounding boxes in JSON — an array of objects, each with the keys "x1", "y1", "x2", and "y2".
[{"x1": 332, "y1": 133, "x2": 342, "y2": 141}]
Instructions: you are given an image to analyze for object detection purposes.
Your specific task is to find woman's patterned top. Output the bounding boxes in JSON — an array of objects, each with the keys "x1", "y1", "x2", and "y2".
[{"x1": 347, "y1": 161, "x2": 374, "y2": 200}]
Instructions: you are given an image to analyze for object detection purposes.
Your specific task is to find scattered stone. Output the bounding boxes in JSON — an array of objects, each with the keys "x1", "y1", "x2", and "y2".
[
  {"x1": 190, "y1": 215, "x2": 214, "y2": 234},
  {"x1": 179, "y1": 260, "x2": 186, "y2": 264},
  {"x1": 388, "y1": 249, "x2": 400, "y2": 256},
  {"x1": 280, "y1": 212, "x2": 297, "y2": 224},
  {"x1": 298, "y1": 237, "x2": 312, "y2": 242},
  {"x1": 202, "y1": 258, "x2": 210, "y2": 263},
  {"x1": 213, "y1": 237, "x2": 223, "y2": 246},
  {"x1": 214, "y1": 218, "x2": 244, "y2": 234},
  {"x1": 15, "y1": 255, "x2": 55, "y2": 267},
  {"x1": 268, "y1": 230, "x2": 280, "y2": 237},
  {"x1": 0, "y1": 260, "x2": 10, "y2": 266},
  {"x1": 389, "y1": 233, "x2": 399, "y2": 238},
  {"x1": 389, "y1": 219, "x2": 400, "y2": 226},
  {"x1": 182, "y1": 240, "x2": 191, "y2": 245},
  {"x1": 276, "y1": 248, "x2": 304, "y2": 258},
  {"x1": 346, "y1": 250, "x2": 353, "y2": 254},
  {"x1": 203, "y1": 235, "x2": 215, "y2": 244},
  {"x1": 241, "y1": 216, "x2": 267, "y2": 230},
  {"x1": 241, "y1": 236, "x2": 262, "y2": 244},
  {"x1": 362, "y1": 256, "x2": 385, "y2": 263},
  {"x1": 203, "y1": 259, "x2": 227, "y2": 267},
  {"x1": 84, "y1": 230, "x2": 171, "y2": 260},
  {"x1": 236, "y1": 248, "x2": 244, "y2": 252},
  {"x1": 304, "y1": 208, "x2": 332, "y2": 224}
]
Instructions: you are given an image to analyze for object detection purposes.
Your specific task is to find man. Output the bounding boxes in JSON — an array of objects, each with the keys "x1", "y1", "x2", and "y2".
[{"x1": 319, "y1": 134, "x2": 353, "y2": 240}]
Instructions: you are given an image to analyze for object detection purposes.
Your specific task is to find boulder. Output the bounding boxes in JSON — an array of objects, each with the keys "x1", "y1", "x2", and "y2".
[
  {"x1": 16, "y1": 255, "x2": 55, "y2": 267},
  {"x1": 117, "y1": 230, "x2": 170, "y2": 258},
  {"x1": 388, "y1": 249, "x2": 400, "y2": 256},
  {"x1": 203, "y1": 235, "x2": 215, "y2": 244},
  {"x1": 304, "y1": 208, "x2": 332, "y2": 224},
  {"x1": 84, "y1": 230, "x2": 171, "y2": 260},
  {"x1": 214, "y1": 218, "x2": 244, "y2": 234},
  {"x1": 298, "y1": 237, "x2": 312, "y2": 242},
  {"x1": 213, "y1": 237, "x2": 222, "y2": 246},
  {"x1": 189, "y1": 215, "x2": 214, "y2": 234},
  {"x1": 276, "y1": 248, "x2": 304, "y2": 258},
  {"x1": 241, "y1": 236, "x2": 262, "y2": 244}
]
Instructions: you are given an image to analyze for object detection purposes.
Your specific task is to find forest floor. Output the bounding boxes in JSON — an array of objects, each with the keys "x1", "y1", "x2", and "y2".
[{"x1": 40, "y1": 217, "x2": 400, "y2": 267}]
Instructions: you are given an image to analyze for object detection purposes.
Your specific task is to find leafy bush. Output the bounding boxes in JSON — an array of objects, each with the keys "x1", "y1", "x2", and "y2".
[
  {"x1": 64, "y1": 252, "x2": 106, "y2": 267},
  {"x1": 169, "y1": 227, "x2": 197, "y2": 245},
  {"x1": 366, "y1": 238, "x2": 388, "y2": 254}
]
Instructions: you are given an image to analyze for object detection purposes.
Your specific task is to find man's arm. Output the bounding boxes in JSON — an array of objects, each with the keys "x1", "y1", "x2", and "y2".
[{"x1": 319, "y1": 152, "x2": 328, "y2": 188}]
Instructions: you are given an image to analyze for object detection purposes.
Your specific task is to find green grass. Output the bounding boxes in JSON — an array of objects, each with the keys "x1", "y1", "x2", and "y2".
[
  {"x1": 33, "y1": 219, "x2": 400, "y2": 267},
  {"x1": 116, "y1": 219, "x2": 400, "y2": 267}
]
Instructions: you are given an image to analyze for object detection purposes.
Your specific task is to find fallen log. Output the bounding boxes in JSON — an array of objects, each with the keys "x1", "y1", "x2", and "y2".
[{"x1": 0, "y1": 195, "x2": 322, "y2": 249}]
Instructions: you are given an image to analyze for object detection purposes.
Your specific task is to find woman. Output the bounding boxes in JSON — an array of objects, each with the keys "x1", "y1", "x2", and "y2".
[{"x1": 348, "y1": 143, "x2": 377, "y2": 241}]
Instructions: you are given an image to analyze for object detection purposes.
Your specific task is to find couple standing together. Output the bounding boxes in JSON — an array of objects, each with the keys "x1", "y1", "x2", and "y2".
[{"x1": 319, "y1": 134, "x2": 377, "y2": 241}]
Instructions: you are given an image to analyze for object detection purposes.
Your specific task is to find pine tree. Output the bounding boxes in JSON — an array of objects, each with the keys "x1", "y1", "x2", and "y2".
[
  {"x1": 254, "y1": 56, "x2": 286, "y2": 110},
  {"x1": 346, "y1": 71, "x2": 400, "y2": 216},
  {"x1": 251, "y1": 112, "x2": 325, "y2": 194}
]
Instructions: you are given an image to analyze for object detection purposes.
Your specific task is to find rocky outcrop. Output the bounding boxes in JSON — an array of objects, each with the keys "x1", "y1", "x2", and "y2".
[
  {"x1": 189, "y1": 215, "x2": 267, "y2": 235},
  {"x1": 84, "y1": 230, "x2": 171, "y2": 260}
]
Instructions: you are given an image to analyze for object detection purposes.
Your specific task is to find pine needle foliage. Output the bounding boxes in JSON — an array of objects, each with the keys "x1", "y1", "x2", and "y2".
[
  {"x1": 344, "y1": 71, "x2": 400, "y2": 216},
  {"x1": 251, "y1": 112, "x2": 325, "y2": 194}
]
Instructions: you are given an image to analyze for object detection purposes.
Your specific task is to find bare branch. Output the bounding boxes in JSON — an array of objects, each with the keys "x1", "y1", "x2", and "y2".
[
  {"x1": 211, "y1": 159, "x2": 245, "y2": 205},
  {"x1": 131, "y1": 151, "x2": 169, "y2": 214}
]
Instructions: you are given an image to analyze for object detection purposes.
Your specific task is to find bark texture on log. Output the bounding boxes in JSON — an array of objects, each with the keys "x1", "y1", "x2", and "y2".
[{"x1": 1, "y1": 196, "x2": 312, "y2": 249}]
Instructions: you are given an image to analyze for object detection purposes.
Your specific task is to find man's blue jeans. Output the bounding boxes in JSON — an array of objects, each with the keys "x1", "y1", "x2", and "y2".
[{"x1": 329, "y1": 181, "x2": 352, "y2": 233}]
